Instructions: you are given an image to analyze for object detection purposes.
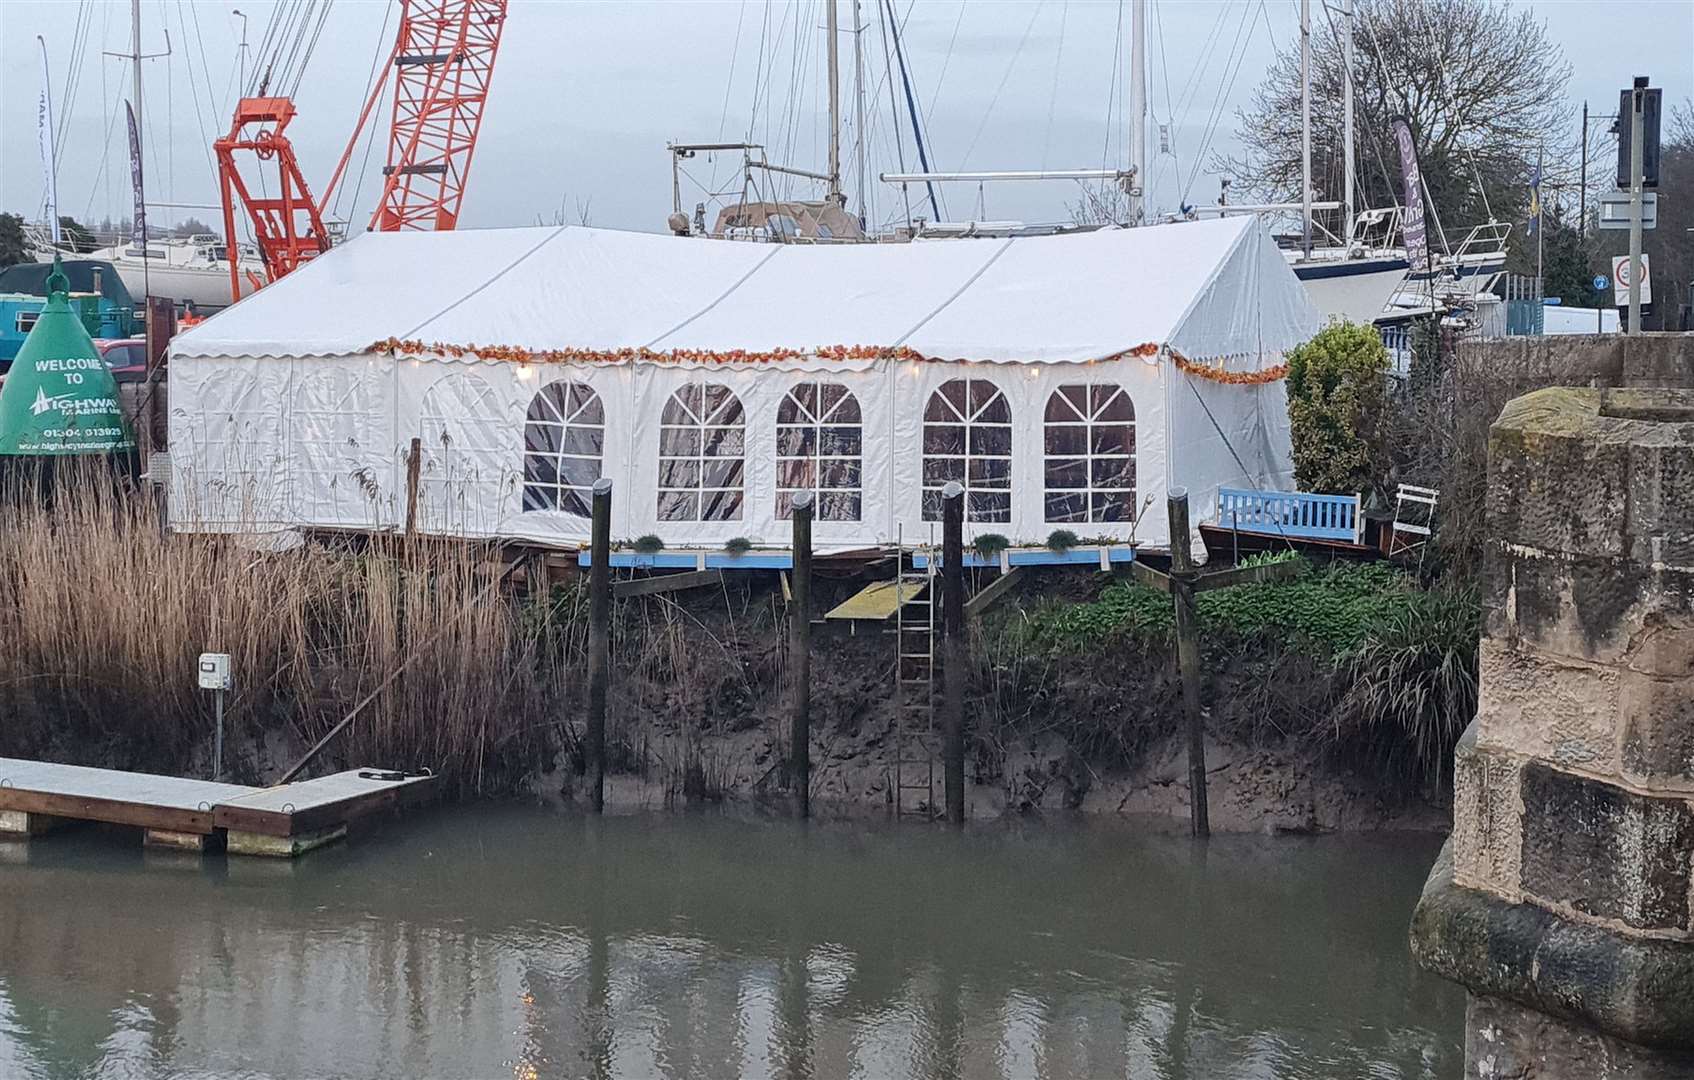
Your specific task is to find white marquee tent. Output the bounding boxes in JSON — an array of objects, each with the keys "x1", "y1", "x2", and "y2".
[{"x1": 167, "y1": 215, "x2": 1322, "y2": 551}]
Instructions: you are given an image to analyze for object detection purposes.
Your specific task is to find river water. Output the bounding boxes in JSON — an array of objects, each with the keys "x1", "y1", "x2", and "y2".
[{"x1": 0, "y1": 807, "x2": 1461, "y2": 1080}]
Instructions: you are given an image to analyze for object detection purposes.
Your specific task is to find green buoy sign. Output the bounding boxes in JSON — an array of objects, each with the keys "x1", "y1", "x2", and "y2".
[{"x1": 0, "y1": 259, "x2": 135, "y2": 455}]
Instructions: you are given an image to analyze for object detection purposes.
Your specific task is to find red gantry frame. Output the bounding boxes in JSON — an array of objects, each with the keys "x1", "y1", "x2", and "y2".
[{"x1": 214, "y1": 0, "x2": 508, "y2": 302}]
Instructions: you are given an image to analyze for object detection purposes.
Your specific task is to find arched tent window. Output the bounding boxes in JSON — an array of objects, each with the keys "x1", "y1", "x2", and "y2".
[
  {"x1": 658, "y1": 381, "x2": 745, "y2": 521},
  {"x1": 923, "y1": 377, "x2": 1011, "y2": 522},
  {"x1": 1044, "y1": 384, "x2": 1136, "y2": 522},
  {"x1": 522, "y1": 381, "x2": 604, "y2": 516},
  {"x1": 776, "y1": 381, "x2": 862, "y2": 521}
]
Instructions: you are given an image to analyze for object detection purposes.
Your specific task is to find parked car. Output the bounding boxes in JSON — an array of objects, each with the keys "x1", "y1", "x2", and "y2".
[{"x1": 96, "y1": 338, "x2": 149, "y2": 383}]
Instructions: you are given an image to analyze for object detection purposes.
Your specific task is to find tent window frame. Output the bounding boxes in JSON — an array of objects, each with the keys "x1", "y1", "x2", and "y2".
[
  {"x1": 657, "y1": 381, "x2": 746, "y2": 522},
  {"x1": 775, "y1": 381, "x2": 863, "y2": 522},
  {"x1": 922, "y1": 377, "x2": 1012, "y2": 523},
  {"x1": 522, "y1": 380, "x2": 605, "y2": 517},
  {"x1": 1042, "y1": 383, "x2": 1136, "y2": 523}
]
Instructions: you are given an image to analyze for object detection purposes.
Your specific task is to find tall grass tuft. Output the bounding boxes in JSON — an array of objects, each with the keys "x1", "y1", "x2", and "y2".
[{"x1": 0, "y1": 463, "x2": 560, "y2": 795}]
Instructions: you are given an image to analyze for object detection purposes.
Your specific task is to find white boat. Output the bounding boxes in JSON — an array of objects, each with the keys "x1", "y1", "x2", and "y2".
[{"x1": 80, "y1": 235, "x2": 265, "y2": 310}]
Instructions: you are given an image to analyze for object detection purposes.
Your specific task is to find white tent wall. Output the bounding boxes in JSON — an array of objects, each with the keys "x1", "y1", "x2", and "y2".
[
  {"x1": 388, "y1": 350, "x2": 1173, "y2": 548},
  {"x1": 1164, "y1": 373, "x2": 1295, "y2": 537},
  {"x1": 168, "y1": 353, "x2": 397, "y2": 532},
  {"x1": 167, "y1": 350, "x2": 1176, "y2": 549},
  {"x1": 165, "y1": 215, "x2": 1321, "y2": 549}
]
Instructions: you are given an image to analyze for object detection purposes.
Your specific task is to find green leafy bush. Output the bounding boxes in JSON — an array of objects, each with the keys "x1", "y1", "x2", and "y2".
[
  {"x1": 971, "y1": 533, "x2": 1011, "y2": 559},
  {"x1": 723, "y1": 536, "x2": 753, "y2": 554},
  {"x1": 633, "y1": 534, "x2": 665, "y2": 554},
  {"x1": 1286, "y1": 321, "x2": 1391, "y2": 499}
]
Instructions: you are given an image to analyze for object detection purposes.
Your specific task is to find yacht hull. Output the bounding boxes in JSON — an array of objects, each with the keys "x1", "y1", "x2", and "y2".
[{"x1": 1293, "y1": 257, "x2": 1411, "y2": 325}]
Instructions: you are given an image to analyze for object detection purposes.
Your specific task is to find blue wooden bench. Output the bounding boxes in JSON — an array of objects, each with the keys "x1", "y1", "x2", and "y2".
[{"x1": 1216, "y1": 487, "x2": 1362, "y2": 544}]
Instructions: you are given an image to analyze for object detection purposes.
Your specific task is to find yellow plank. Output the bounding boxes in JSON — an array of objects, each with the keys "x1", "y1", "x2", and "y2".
[{"x1": 825, "y1": 579, "x2": 919, "y2": 621}]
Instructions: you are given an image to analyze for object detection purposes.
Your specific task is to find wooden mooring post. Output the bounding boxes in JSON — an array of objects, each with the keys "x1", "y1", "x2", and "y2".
[
  {"x1": 940, "y1": 482, "x2": 966, "y2": 825},
  {"x1": 1131, "y1": 488, "x2": 1301, "y2": 838},
  {"x1": 790, "y1": 492, "x2": 813, "y2": 818},
  {"x1": 585, "y1": 478, "x2": 613, "y2": 813},
  {"x1": 404, "y1": 437, "x2": 421, "y2": 536}
]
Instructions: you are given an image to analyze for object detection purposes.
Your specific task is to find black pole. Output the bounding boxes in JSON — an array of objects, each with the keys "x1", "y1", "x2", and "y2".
[
  {"x1": 1168, "y1": 488, "x2": 1209, "y2": 838},
  {"x1": 940, "y1": 481, "x2": 966, "y2": 825},
  {"x1": 790, "y1": 491, "x2": 814, "y2": 819},
  {"x1": 586, "y1": 478, "x2": 613, "y2": 813}
]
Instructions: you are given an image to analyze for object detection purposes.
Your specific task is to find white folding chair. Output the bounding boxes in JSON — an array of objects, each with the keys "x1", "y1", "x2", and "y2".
[{"x1": 1392, "y1": 483, "x2": 1439, "y2": 569}]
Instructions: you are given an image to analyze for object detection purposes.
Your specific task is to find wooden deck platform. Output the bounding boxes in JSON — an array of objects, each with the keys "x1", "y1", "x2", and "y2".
[{"x1": 0, "y1": 759, "x2": 435, "y2": 858}]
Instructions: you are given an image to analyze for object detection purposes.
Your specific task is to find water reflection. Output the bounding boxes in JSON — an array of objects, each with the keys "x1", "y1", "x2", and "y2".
[{"x1": 0, "y1": 809, "x2": 1461, "y2": 1079}]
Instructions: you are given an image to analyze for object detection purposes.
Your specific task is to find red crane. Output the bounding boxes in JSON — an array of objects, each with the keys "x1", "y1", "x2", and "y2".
[{"x1": 214, "y1": 0, "x2": 508, "y2": 302}]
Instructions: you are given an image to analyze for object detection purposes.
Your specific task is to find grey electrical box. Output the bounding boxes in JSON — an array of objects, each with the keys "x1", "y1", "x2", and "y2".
[
  {"x1": 1616, "y1": 82, "x2": 1662, "y2": 189},
  {"x1": 197, "y1": 652, "x2": 233, "y2": 691}
]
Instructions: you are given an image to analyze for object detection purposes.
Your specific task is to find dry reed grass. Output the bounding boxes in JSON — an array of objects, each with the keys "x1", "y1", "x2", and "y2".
[{"x1": 0, "y1": 464, "x2": 560, "y2": 794}]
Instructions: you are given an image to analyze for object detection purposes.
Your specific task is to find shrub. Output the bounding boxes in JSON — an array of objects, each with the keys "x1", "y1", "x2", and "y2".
[
  {"x1": 1286, "y1": 320, "x2": 1392, "y2": 499},
  {"x1": 633, "y1": 534, "x2": 665, "y2": 553},
  {"x1": 723, "y1": 536, "x2": 753, "y2": 554},
  {"x1": 971, "y1": 533, "x2": 1011, "y2": 559}
]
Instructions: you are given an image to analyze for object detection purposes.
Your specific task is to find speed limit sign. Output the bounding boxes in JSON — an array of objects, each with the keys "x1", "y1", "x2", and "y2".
[{"x1": 1612, "y1": 254, "x2": 1653, "y2": 304}]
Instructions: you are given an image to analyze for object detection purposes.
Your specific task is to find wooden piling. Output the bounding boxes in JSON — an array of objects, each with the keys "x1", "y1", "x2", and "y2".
[
  {"x1": 790, "y1": 491, "x2": 814, "y2": 819},
  {"x1": 585, "y1": 478, "x2": 613, "y2": 813},
  {"x1": 404, "y1": 437, "x2": 422, "y2": 536},
  {"x1": 940, "y1": 482, "x2": 966, "y2": 825},
  {"x1": 1167, "y1": 489, "x2": 1210, "y2": 838}
]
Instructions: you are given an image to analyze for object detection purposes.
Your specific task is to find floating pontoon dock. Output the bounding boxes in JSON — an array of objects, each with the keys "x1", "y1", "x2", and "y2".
[{"x1": 0, "y1": 758, "x2": 435, "y2": 857}]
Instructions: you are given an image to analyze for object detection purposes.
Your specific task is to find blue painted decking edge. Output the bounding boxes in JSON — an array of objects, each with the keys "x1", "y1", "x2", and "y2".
[
  {"x1": 577, "y1": 551, "x2": 795, "y2": 569},
  {"x1": 912, "y1": 547, "x2": 1138, "y2": 569}
]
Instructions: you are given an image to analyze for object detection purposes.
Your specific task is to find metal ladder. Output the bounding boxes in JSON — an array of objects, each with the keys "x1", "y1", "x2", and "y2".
[{"x1": 889, "y1": 526, "x2": 938, "y2": 818}]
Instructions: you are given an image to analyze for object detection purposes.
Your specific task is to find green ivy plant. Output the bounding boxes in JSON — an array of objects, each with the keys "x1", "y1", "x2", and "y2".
[{"x1": 1285, "y1": 320, "x2": 1392, "y2": 500}]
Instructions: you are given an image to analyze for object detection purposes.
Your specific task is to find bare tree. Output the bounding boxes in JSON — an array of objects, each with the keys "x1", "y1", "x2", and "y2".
[{"x1": 1219, "y1": 0, "x2": 1572, "y2": 246}]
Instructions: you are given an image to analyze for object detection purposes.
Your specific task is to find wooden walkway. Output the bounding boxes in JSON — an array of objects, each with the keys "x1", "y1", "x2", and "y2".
[{"x1": 0, "y1": 758, "x2": 435, "y2": 857}]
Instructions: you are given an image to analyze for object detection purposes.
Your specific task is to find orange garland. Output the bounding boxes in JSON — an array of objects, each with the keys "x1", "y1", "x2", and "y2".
[
  {"x1": 1170, "y1": 348, "x2": 1289, "y2": 385},
  {"x1": 370, "y1": 337, "x2": 925, "y2": 366},
  {"x1": 369, "y1": 336, "x2": 1285, "y2": 382}
]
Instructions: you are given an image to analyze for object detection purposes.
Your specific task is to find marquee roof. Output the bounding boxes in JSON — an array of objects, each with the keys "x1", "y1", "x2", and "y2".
[{"x1": 172, "y1": 215, "x2": 1322, "y2": 370}]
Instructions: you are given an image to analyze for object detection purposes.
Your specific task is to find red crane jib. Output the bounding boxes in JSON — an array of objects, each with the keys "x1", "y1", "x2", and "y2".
[{"x1": 215, "y1": 1, "x2": 508, "y2": 301}]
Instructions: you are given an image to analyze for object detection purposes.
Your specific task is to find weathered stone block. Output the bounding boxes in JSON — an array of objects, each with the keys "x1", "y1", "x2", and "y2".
[
  {"x1": 1466, "y1": 994, "x2": 1694, "y2": 1079},
  {"x1": 1626, "y1": 616, "x2": 1694, "y2": 678},
  {"x1": 1623, "y1": 333, "x2": 1694, "y2": 390},
  {"x1": 1411, "y1": 840, "x2": 1694, "y2": 1052},
  {"x1": 1487, "y1": 396, "x2": 1631, "y2": 559},
  {"x1": 1474, "y1": 638, "x2": 1620, "y2": 771},
  {"x1": 1452, "y1": 723, "x2": 1524, "y2": 902},
  {"x1": 1519, "y1": 762, "x2": 1694, "y2": 934},
  {"x1": 1485, "y1": 546, "x2": 1694, "y2": 666},
  {"x1": 1621, "y1": 669, "x2": 1694, "y2": 791}
]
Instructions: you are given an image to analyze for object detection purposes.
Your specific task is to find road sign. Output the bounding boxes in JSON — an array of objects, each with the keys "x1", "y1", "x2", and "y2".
[
  {"x1": 1593, "y1": 275, "x2": 1610, "y2": 292},
  {"x1": 1613, "y1": 254, "x2": 1653, "y2": 305},
  {"x1": 1598, "y1": 190, "x2": 1658, "y2": 231}
]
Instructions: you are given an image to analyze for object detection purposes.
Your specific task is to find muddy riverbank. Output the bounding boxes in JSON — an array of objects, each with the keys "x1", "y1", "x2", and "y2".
[{"x1": 0, "y1": 483, "x2": 1467, "y2": 831}]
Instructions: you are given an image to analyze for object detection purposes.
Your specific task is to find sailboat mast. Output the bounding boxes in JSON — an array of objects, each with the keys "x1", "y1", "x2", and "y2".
[
  {"x1": 1300, "y1": 0, "x2": 1312, "y2": 256},
  {"x1": 826, "y1": 0, "x2": 843, "y2": 208},
  {"x1": 853, "y1": 0, "x2": 867, "y2": 222},
  {"x1": 1342, "y1": 0, "x2": 1355, "y2": 243},
  {"x1": 131, "y1": 0, "x2": 150, "y2": 300},
  {"x1": 1127, "y1": 0, "x2": 1146, "y2": 225}
]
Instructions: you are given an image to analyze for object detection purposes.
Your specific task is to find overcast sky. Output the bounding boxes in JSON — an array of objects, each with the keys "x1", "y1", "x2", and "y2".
[{"x1": 3, "y1": 0, "x2": 1691, "y2": 238}]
